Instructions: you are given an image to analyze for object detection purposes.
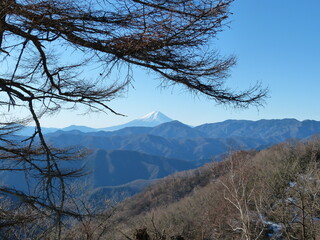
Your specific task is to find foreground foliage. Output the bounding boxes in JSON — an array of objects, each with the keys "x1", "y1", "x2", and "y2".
[{"x1": 104, "y1": 138, "x2": 320, "y2": 240}]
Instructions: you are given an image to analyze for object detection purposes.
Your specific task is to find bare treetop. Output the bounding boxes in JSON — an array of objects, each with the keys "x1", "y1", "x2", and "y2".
[
  {"x1": 0, "y1": 1, "x2": 267, "y2": 237},
  {"x1": 1, "y1": 0, "x2": 266, "y2": 120}
]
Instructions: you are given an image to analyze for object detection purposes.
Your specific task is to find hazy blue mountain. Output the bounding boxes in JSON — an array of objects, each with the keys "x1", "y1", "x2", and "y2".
[
  {"x1": 84, "y1": 149, "x2": 195, "y2": 187},
  {"x1": 195, "y1": 118, "x2": 320, "y2": 142},
  {"x1": 148, "y1": 120, "x2": 202, "y2": 138},
  {"x1": 103, "y1": 126, "x2": 152, "y2": 136},
  {"x1": 298, "y1": 120, "x2": 320, "y2": 138},
  {"x1": 92, "y1": 120, "x2": 200, "y2": 138},
  {"x1": 61, "y1": 121, "x2": 198, "y2": 138},
  {"x1": 45, "y1": 131, "x2": 264, "y2": 161},
  {"x1": 16, "y1": 126, "x2": 59, "y2": 136},
  {"x1": 17, "y1": 125, "x2": 98, "y2": 136},
  {"x1": 46, "y1": 118, "x2": 320, "y2": 142},
  {"x1": 61, "y1": 125, "x2": 97, "y2": 132}
]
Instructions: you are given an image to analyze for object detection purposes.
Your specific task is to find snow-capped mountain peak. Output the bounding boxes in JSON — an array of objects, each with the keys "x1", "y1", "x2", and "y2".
[
  {"x1": 100, "y1": 111, "x2": 173, "y2": 131},
  {"x1": 139, "y1": 111, "x2": 172, "y2": 122}
]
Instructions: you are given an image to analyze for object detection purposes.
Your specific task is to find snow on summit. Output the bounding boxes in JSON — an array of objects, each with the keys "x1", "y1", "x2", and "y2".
[
  {"x1": 139, "y1": 111, "x2": 172, "y2": 123},
  {"x1": 101, "y1": 111, "x2": 173, "y2": 131}
]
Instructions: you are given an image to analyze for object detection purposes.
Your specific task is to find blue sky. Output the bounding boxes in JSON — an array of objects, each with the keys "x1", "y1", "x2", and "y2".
[{"x1": 41, "y1": 0, "x2": 320, "y2": 128}]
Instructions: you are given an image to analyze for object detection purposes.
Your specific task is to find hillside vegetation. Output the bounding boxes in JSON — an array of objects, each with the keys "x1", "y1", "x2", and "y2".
[
  {"x1": 1, "y1": 138, "x2": 320, "y2": 239},
  {"x1": 64, "y1": 137, "x2": 320, "y2": 240}
]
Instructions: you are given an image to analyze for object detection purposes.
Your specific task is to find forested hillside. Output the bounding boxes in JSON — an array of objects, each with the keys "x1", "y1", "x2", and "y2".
[
  {"x1": 61, "y1": 138, "x2": 320, "y2": 240},
  {"x1": 2, "y1": 137, "x2": 319, "y2": 239}
]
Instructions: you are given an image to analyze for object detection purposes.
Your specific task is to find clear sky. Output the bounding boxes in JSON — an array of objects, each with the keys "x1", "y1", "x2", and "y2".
[{"x1": 40, "y1": 0, "x2": 320, "y2": 128}]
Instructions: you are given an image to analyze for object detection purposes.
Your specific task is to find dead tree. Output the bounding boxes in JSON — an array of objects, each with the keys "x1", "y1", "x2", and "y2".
[{"x1": 0, "y1": 0, "x2": 267, "y2": 238}]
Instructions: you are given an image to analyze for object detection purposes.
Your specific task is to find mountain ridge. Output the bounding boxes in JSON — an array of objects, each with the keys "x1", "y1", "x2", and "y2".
[
  {"x1": 16, "y1": 110, "x2": 320, "y2": 137},
  {"x1": 16, "y1": 111, "x2": 173, "y2": 135},
  {"x1": 6, "y1": 117, "x2": 320, "y2": 204}
]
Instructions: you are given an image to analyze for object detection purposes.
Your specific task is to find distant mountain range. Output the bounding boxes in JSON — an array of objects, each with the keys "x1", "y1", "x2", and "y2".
[
  {"x1": 45, "y1": 128, "x2": 262, "y2": 162},
  {"x1": 18, "y1": 111, "x2": 320, "y2": 141},
  {"x1": 16, "y1": 111, "x2": 173, "y2": 135},
  {"x1": 6, "y1": 112, "x2": 320, "y2": 201}
]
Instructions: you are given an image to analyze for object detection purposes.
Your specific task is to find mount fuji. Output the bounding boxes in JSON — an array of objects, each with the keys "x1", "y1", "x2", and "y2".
[{"x1": 100, "y1": 111, "x2": 173, "y2": 131}]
